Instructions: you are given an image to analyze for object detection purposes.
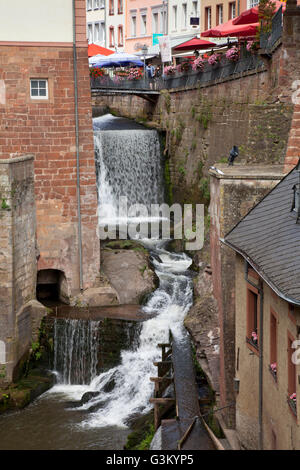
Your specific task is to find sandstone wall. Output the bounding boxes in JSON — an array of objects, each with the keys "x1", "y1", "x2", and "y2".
[
  {"x1": 0, "y1": 156, "x2": 40, "y2": 382},
  {"x1": 0, "y1": 44, "x2": 99, "y2": 297}
]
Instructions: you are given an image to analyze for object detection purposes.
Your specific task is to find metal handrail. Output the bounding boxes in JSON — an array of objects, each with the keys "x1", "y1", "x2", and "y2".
[
  {"x1": 260, "y1": 5, "x2": 283, "y2": 51},
  {"x1": 91, "y1": 55, "x2": 265, "y2": 93}
]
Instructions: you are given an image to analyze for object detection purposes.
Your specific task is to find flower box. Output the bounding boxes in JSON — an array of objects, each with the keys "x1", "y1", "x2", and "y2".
[
  {"x1": 269, "y1": 362, "x2": 277, "y2": 381},
  {"x1": 288, "y1": 394, "x2": 297, "y2": 417}
]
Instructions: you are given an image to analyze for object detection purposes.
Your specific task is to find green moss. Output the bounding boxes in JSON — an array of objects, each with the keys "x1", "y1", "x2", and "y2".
[
  {"x1": 136, "y1": 424, "x2": 155, "y2": 450},
  {"x1": 1, "y1": 198, "x2": 10, "y2": 211},
  {"x1": 124, "y1": 411, "x2": 155, "y2": 450},
  {"x1": 199, "y1": 177, "x2": 210, "y2": 203},
  {"x1": 164, "y1": 158, "x2": 173, "y2": 205}
]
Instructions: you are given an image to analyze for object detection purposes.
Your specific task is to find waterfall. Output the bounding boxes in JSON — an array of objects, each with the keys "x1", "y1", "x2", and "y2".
[
  {"x1": 53, "y1": 319, "x2": 100, "y2": 385},
  {"x1": 94, "y1": 114, "x2": 164, "y2": 225},
  {"x1": 49, "y1": 114, "x2": 194, "y2": 430}
]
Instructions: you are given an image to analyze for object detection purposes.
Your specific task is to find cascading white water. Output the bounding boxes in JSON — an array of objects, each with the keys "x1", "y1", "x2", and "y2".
[
  {"x1": 94, "y1": 114, "x2": 165, "y2": 224},
  {"x1": 53, "y1": 319, "x2": 100, "y2": 385},
  {"x1": 48, "y1": 114, "x2": 194, "y2": 430}
]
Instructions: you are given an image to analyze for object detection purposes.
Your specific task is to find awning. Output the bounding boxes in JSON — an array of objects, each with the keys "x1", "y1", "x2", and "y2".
[
  {"x1": 174, "y1": 37, "x2": 216, "y2": 51},
  {"x1": 88, "y1": 44, "x2": 114, "y2": 57},
  {"x1": 232, "y1": 1, "x2": 286, "y2": 25},
  {"x1": 89, "y1": 51, "x2": 144, "y2": 68},
  {"x1": 202, "y1": 19, "x2": 259, "y2": 38}
]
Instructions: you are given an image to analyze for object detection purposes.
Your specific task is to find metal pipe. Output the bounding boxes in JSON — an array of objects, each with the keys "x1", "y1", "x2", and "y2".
[
  {"x1": 244, "y1": 260, "x2": 264, "y2": 450},
  {"x1": 72, "y1": 0, "x2": 84, "y2": 292}
]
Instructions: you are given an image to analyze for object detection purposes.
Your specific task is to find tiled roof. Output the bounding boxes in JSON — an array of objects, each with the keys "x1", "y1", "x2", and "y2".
[{"x1": 223, "y1": 165, "x2": 300, "y2": 305}]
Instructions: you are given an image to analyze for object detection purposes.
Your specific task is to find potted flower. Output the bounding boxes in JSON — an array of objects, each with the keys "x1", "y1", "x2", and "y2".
[
  {"x1": 288, "y1": 392, "x2": 297, "y2": 415},
  {"x1": 246, "y1": 39, "x2": 259, "y2": 53},
  {"x1": 226, "y1": 46, "x2": 239, "y2": 62},
  {"x1": 191, "y1": 56, "x2": 205, "y2": 72},
  {"x1": 207, "y1": 53, "x2": 221, "y2": 66},
  {"x1": 127, "y1": 68, "x2": 143, "y2": 80},
  {"x1": 90, "y1": 67, "x2": 104, "y2": 79},
  {"x1": 251, "y1": 331, "x2": 258, "y2": 346},
  {"x1": 269, "y1": 362, "x2": 277, "y2": 379},
  {"x1": 163, "y1": 65, "x2": 177, "y2": 76}
]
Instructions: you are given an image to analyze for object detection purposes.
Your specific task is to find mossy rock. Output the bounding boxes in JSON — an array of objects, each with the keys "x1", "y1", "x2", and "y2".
[
  {"x1": 103, "y1": 240, "x2": 147, "y2": 252},
  {"x1": 124, "y1": 410, "x2": 155, "y2": 450}
]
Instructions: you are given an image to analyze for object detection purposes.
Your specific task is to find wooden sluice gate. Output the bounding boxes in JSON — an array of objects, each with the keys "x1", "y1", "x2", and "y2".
[{"x1": 150, "y1": 333, "x2": 225, "y2": 450}]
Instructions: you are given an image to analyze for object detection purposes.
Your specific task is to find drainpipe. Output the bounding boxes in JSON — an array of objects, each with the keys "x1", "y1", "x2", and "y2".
[
  {"x1": 72, "y1": 0, "x2": 84, "y2": 292},
  {"x1": 244, "y1": 260, "x2": 264, "y2": 450}
]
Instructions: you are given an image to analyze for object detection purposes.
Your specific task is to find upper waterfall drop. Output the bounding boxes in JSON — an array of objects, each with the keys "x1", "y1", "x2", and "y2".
[{"x1": 94, "y1": 114, "x2": 165, "y2": 224}]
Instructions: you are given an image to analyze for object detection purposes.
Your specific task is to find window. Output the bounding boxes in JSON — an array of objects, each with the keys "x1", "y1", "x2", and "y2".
[
  {"x1": 118, "y1": 25, "x2": 123, "y2": 46},
  {"x1": 289, "y1": 303, "x2": 297, "y2": 325},
  {"x1": 270, "y1": 311, "x2": 277, "y2": 380},
  {"x1": 153, "y1": 12, "x2": 159, "y2": 34},
  {"x1": 100, "y1": 0, "x2": 104, "y2": 7},
  {"x1": 30, "y1": 79, "x2": 48, "y2": 100},
  {"x1": 246, "y1": 285, "x2": 259, "y2": 351},
  {"x1": 271, "y1": 430, "x2": 277, "y2": 450},
  {"x1": 131, "y1": 15, "x2": 137, "y2": 37},
  {"x1": 94, "y1": 22, "x2": 100, "y2": 42},
  {"x1": 160, "y1": 10, "x2": 165, "y2": 33},
  {"x1": 248, "y1": 0, "x2": 259, "y2": 8},
  {"x1": 141, "y1": 14, "x2": 147, "y2": 35},
  {"x1": 192, "y1": 1, "x2": 198, "y2": 16},
  {"x1": 205, "y1": 7, "x2": 212, "y2": 30},
  {"x1": 109, "y1": 0, "x2": 114, "y2": 15},
  {"x1": 182, "y1": 4, "x2": 187, "y2": 29},
  {"x1": 229, "y1": 2, "x2": 236, "y2": 19},
  {"x1": 109, "y1": 26, "x2": 115, "y2": 47},
  {"x1": 217, "y1": 4, "x2": 223, "y2": 25},
  {"x1": 94, "y1": 22, "x2": 105, "y2": 44},
  {"x1": 94, "y1": 0, "x2": 100, "y2": 9},
  {"x1": 118, "y1": 0, "x2": 123, "y2": 14},
  {"x1": 87, "y1": 0, "x2": 92, "y2": 11},
  {"x1": 287, "y1": 333, "x2": 297, "y2": 416},
  {"x1": 172, "y1": 5, "x2": 177, "y2": 30},
  {"x1": 87, "y1": 23, "x2": 93, "y2": 43}
]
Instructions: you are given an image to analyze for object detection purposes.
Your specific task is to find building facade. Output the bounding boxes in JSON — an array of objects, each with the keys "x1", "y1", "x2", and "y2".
[
  {"x1": 0, "y1": 0, "x2": 99, "y2": 303},
  {"x1": 86, "y1": 0, "x2": 106, "y2": 46},
  {"x1": 224, "y1": 163, "x2": 300, "y2": 449},
  {"x1": 106, "y1": 0, "x2": 126, "y2": 51},
  {"x1": 168, "y1": 0, "x2": 201, "y2": 41},
  {"x1": 200, "y1": 0, "x2": 248, "y2": 33},
  {"x1": 125, "y1": 0, "x2": 168, "y2": 54}
]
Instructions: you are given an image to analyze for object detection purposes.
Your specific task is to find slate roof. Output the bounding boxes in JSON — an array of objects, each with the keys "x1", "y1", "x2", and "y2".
[{"x1": 223, "y1": 165, "x2": 300, "y2": 306}]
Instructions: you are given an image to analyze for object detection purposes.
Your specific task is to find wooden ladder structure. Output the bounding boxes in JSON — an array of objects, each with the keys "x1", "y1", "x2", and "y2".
[
  {"x1": 149, "y1": 333, "x2": 224, "y2": 450},
  {"x1": 149, "y1": 343, "x2": 175, "y2": 431}
]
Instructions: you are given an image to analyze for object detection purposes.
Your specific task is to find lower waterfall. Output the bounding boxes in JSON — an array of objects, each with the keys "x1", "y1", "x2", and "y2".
[
  {"x1": 46, "y1": 114, "x2": 194, "y2": 428},
  {"x1": 0, "y1": 114, "x2": 196, "y2": 449}
]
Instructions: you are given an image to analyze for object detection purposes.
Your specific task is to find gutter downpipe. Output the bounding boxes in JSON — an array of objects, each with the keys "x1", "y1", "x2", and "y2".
[
  {"x1": 244, "y1": 259, "x2": 263, "y2": 450},
  {"x1": 72, "y1": 0, "x2": 84, "y2": 292}
]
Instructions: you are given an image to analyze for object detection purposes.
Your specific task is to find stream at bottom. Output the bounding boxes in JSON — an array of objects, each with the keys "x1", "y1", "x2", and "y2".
[{"x1": 0, "y1": 240, "x2": 194, "y2": 450}]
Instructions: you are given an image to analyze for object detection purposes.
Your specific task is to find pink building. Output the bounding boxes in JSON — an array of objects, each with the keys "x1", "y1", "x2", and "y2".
[{"x1": 125, "y1": 0, "x2": 167, "y2": 54}]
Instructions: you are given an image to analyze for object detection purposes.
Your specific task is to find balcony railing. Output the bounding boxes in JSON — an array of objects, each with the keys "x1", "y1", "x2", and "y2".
[
  {"x1": 90, "y1": 53, "x2": 264, "y2": 93},
  {"x1": 260, "y1": 5, "x2": 283, "y2": 51}
]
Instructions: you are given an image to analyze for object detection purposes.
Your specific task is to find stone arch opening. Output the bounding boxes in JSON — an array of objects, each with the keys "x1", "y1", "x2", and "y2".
[{"x1": 36, "y1": 269, "x2": 68, "y2": 304}]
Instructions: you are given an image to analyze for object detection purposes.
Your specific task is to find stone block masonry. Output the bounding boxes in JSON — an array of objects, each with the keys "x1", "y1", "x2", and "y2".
[
  {"x1": 0, "y1": 45, "x2": 99, "y2": 297},
  {"x1": 0, "y1": 156, "x2": 39, "y2": 382}
]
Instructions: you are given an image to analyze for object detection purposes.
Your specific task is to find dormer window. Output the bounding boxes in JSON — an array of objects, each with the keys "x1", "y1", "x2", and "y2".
[
  {"x1": 292, "y1": 184, "x2": 300, "y2": 213},
  {"x1": 291, "y1": 159, "x2": 300, "y2": 223}
]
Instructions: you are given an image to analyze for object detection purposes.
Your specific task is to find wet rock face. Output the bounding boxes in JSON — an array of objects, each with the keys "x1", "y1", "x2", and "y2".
[
  {"x1": 101, "y1": 248, "x2": 157, "y2": 304},
  {"x1": 184, "y1": 267, "x2": 220, "y2": 395}
]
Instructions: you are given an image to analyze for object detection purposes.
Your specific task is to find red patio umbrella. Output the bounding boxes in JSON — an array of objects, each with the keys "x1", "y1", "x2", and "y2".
[
  {"x1": 232, "y1": 1, "x2": 286, "y2": 25},
  {"x1": 202, "y1": 19, "x2": 259, "y2": 38},
  {"x1": 88, "y1": 44, "x2": 114, "y2": 57},
  {"x1": 174, "y1": 37, "x2": 216, "y2": 51}
]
